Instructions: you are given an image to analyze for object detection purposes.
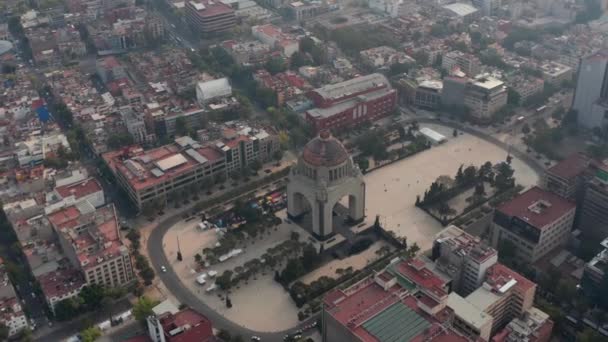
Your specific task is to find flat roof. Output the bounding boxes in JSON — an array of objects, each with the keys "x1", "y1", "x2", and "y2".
[
  {"x1": 314, "y1": 73, "x2": 389, "y2": 101},
  {"x1": 466, "y1": 286, "x2": 501, "y2": 311},
  {"x1": 447, "y1": 293, "x2": 492, "y2": 330},
  {"x1": 496, "y1": 186, "x2": 576, "y2": 229},
  {"x1": 156, "y1": 153, "x2": 188, "y2": 171},
  {"x1": 546, "y1": 153, "x2": 591, "y2": 181},
  {"x1": 307, "y1": 87, "x2": 394, "y2": 119},
  {"x1": 419, "y1": 127, "x2": 446, "y2": 143},
  {"x1": 443, "y1": 2, "x2": 478, "y2": 16}
]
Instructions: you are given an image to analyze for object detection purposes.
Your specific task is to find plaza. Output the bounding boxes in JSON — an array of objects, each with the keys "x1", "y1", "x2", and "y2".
[{"x1": 161, "y1": 123, "x2": 541, "y2": 331}]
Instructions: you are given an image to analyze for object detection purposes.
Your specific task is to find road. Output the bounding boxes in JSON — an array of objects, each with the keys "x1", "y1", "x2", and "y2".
[{"x1": 146, "y1": 183, "x2": 318, "y2": 342}]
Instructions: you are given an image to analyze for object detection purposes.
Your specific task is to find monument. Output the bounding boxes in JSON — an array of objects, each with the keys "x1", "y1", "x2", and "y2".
[{"x1": 287, "y1": 131, "x2": 365, "y2": 240}]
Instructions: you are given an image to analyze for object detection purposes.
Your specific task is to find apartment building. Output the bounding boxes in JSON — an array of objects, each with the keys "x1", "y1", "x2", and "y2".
[
  {"x1": 442, "y1": 50, "x2": 482, "y2": 77},
  {"x1": 464, "y1": 75, "x2": 508, "y2": 119},
  {"x1": 221, "y1": 39, "x2": 272, "y2": 66},
  {"x1": 506, "y1": 75, "x2": 544, "y2": 105},
  {"x1": 38, "y1": 268, "x2": 86, "y2": 313},
  {"x1": 490, "y1": 186, "x2": 576, "y2": 263},
  {"x1": 581, "y1": 237, "x2": 608, "y2": 301},
  {"x1": 579, "y1": 165, "x2": 608, "y2": 239},
  {"x1": 305, "y1": 73, "x2": 397, "y2": 132},
  {"x1": 539, "y1": 61, "x2": 573, "y2": 87},
  {"x1": 542, "y1": 152, "x2": 594, "y2": 200},
  {"x1": 47, "y1": 202, "x2": 135, "y2": 288},
  {"x1": 103, "y1": 127, "x2": 278, "y2": 210},
  {"x1": 466, "y1": 263, "x2": 537, "y2": 332},
  {"x1": 432, "y1": 225, "x2": 499, "y2": 296},
  {"x1": 45, "y1": 177, "x2": 105, "y2": 214},
  {"x1": 251, "y1": 24, "x2": 299, "y2": 57},
  {"x1": 185, "y1": 0, "x2": 236, "y2": 35},
  {"x1": 0, "y1": 264, "x2": 29, "y2": 337},
  {"x1": 492, "y1": 307, "x2": 553, "y2": 342}
]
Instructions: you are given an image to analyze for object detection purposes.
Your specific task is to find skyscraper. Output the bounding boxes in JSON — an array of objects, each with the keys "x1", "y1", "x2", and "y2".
[{"x1": 573, "y1": 50, "x2": 608, "y2": 129}]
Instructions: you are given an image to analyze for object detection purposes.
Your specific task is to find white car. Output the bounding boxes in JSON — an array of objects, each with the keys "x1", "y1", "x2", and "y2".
[
  {"x1": 251, "y1": 336, "x2": 261, "y2": 341},
  {"x1": 161, "y1": 266, "x2": 167, "y2": 273}
]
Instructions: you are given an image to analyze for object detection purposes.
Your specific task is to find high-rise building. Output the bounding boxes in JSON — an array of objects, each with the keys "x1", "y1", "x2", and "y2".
[
  {"x1": 47, "y1": 203, "x2": 135, "y2": 288},
  {"x1": 580, "y1": 237, "x2": 608, "y2": 303},
  {"x1": 579, "y1": 164, "x2": 608, "y2": 239},
  {"x1": 442, "y1": 51, "x2": 482, "y2": 77},
  {"x1": 542, "y1": 153, "x2": 594, "y2": 200},
  {"x1": 185, "y1": 0, "x2": 236, "y2": 35},
  {"x1": 490, "y1": 186, "x2": 576, "y2": 262},
  {"x1": 491, "y1": 307, "x2": 553, "y2": 342},
  {"x1": 432, "y1": 225, "x2": 498, "y2": 296},
  {"x1": 573, "y1": 50, "x2": 608, "y2": 129},
  {"x1": 464, "y1": 75, "x2": 508, "y2": 119}
]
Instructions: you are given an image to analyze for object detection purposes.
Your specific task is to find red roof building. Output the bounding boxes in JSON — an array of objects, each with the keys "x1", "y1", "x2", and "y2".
[
  {"x1": 543, "y1": 152, "x2": 595, "y2": 200},
  {"x1": 48, "y1": 203, "x2": 135, "y2": 288},
  {"x1": 490, "y1": 186, "x2": 576, "y2": 262},
  {"x1": 38, "y1": 268, "x2": 85, "y2": 313},
  {"x1": 185, "y1": 0, "x2": 236, "y2": 35}
]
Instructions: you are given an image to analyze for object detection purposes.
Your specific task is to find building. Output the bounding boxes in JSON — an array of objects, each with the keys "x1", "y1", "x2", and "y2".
[
  {"x1": 155, "y1": 108, "x2": 206, "y2": 138},
  {"x1": 96, "y1": 56, "x2": 127, "y2": 83},
  {"x1": 506, "y1": 76, "x2": 544, "y2": 105},
  {"x1": 490, "y1": 186, "x2": 576, "y2": 263},
  {"x1": 466, "y1": 263, "x2": 537, "y2": 332},
  {"x1": 442, "y1": 2, "x2": 480, "y2": 21},
  {"x1": 441, "y1": 75, "x2": 468, "y2": 107},
  {"x1": 38, "y1": 268, "x2": 86, "y2": 314},
  {"x1": 573, "y1": 50, "x2": 608, "y2": 129},
  {"x1": 414, "y1": 80, "x2": 443, "y2": 109},
  {"x1": 47, "y1": 203, "x2": 135, "y2": 288},
  {"x1": 581, "y1": 237, "x2": 608, "y2": 301},
  {"x1": 253, "y1": 70, "x2": 311, "y2": 106},
  {"x1": 185, "y1": 0, "x2": 236, "y2": 35},
  {"x1": 0, "y1": 263, "x2": 29, "y2": 337},
  {"x1": 45, "y1": 177, "x2": 105, "y2": 214},
  {"x1": 103, "y1": 127, "x2": 278, "y2": 210},
  {"x1": 146, "y1": 300, "x2": 214, "y2": 342},
  {"x1": 195, "y1": 78, "x2": 233, "y2": 106},
  {"x1": 542, "y1": 152, "x2": 593, "y2": 200},
  {"x1": 322, "y1": 257, "x2": 469, "y2": 342},
  {"x1": 447, "y1": 292, "x2": 493, "y2": 341},
  {"x1": 491, "y1": 307, "x2": 553, "y2": 342},
  {"x1": 288, "y1": 1, "x2": 329, "y2": 21},
  {"x1": 539, "y1": 62, "x2": 573, "y2": 87},
  {"x1": 472, "y1": 0, "x2": 501, "y2": 16},
  {"x1": 464, "y1": 75, "x2": 508, "y2": 119},
  {"x1": 359, "y1": 46, "x2": 415, "y2": 70},
  {"x1": 120, "y1": 107, "x2": 152, "y2": 144},
  {"x1": 221, "y1": 39, "x2": 272, "y2": 66},
  {"x1": 305, "y1": 73, "x2": 397, "y2": 132},
  {"x1": 251, "y1": 24, "x2": 299, "y2": 57},
  {"x1": 287, "y1": 132, "x2": 365, "y2": 240},
  {"x1": 432, "y1": 225, "x2": 498, "y2": 296},
  {"x1": 442, "y1": 51, "x2": 482, "y2": 77},
  {"x1": 579, "y1": 164, "x2": 608, "y2": 238}
]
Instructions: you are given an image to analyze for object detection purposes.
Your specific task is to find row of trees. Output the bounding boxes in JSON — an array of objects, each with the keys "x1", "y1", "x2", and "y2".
[
  {"x1": 126, "y1": 229, "x2": 155, "y2": 286},
  {"x1": 54, "y1": 284, "x2": 125, "y2": 321}
]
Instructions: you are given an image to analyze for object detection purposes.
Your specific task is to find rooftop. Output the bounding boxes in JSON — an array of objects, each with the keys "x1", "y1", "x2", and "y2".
[
  {"x1": 442, "y1": 2, "x2": 478, "y2": 17},
  {"x1": 301, "y1": 132, "x2": 349, "y2": 167},
  {"x1": 496, "y1": 186, "x2": 576, "y2": 229},
  {"x1": 158, "y1": 308, "x2": 214, "y2": 342},
  {"x1": 391, "y1": 258, "x2": 448, "y2": 300},
  {"x1": 314, "y1": 73, "x2": 390, "y2": 101},
  {"x1": 38, "y1": 268, "x2": 85, "y2": 300},
  {"x1": 307, "y1": 87, "x2": 395, "y2": 118},
  {"x1": 447, "y1": 293, "x2": 492, "y2": 330},
  {"x1": 188, "y1": 0, "x2": 234, "y2": 17},
  {"x1": 545, "y1": 153, "x2": 592, "y2": 181},
  {"x1": 435, "y1": 225, "x2": 497, "y2": 264},
  {"x1": 55, "y1": 178, "x2": 103, "y2": 201}
]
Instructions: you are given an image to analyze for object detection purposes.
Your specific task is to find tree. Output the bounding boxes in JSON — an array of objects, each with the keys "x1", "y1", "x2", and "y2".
[
  {"x1": 300, "y1": 36, "x2": 315, "y2": 53},
  {"x1": 455, "y1": 165, "x2": 464, "y2": 184},
  {"x1": 107, "y1": 133, "x2": 134, "y2": 149},
  {"x1": 522, "y1": 123, "x2": 531, "y2": 134},
  {"x1": 290, "y1": 51, "x2": 311, "y2": 70},
  {"x1": 81, "y1": 326, "x2": 102, "y2": 342},
  {"x1": 452, "y1": 129, "x2": 458, "y2": 137},
  {"x1": 494, "y1": 162, "x2": 515, "y2": 191},
  {"x1": 217, "y1": 329, "x2": 232, "y2": 341},
  {"x1": 54, "y1": 298, "x2": 81, "y2": 321},
  {"x1": 577, "y1": 328, "x2": 605, "y2": 342},
  {"x1": 265, "y1": 57, "x2": 287, "y2": 75},
  {"x1": 301, "y1": 244, "x2": 319, "y2": 271},
  {"x1": 133, "y1": 296, "x2": 159, "y2": 323},
  {"x1": 216, "y1": 270, "x2": 234, "y2": 290},
  {"x1": 80, "y1": 284, "x2": 105, "y2": 310}
]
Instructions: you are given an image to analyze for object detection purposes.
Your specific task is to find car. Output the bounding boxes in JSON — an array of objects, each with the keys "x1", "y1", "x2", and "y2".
[
  {"x1": 161, "y1": 266, "x2": 167, "y2": 273},
  {"x1": 251, "y1": 336, "x2": 261, "y2": 341}
]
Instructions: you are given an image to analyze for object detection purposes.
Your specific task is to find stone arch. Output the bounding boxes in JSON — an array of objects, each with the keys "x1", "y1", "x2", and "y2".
[{"x1": 287, "y1": 190, "x2": 313, "y2": 218}]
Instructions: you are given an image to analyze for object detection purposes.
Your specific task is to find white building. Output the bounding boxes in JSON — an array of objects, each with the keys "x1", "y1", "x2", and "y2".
[
  {"x1": 539, "y1": 61, "x2": 573, "y2": 87},
  {"x1": 0, "y1": 265, "x2": 29, "y2": 337},
  {"x1": 15, "y1": 132, "x2": 71, "y2": 167},
  {"x1": 45, "y1": 178, "x2": 105, "y2": 214},
  {"x1": 196, "y1": 78, "x2": 233, "y2": 106},
  {"x1": 464, "y1": 75, "x2": 508, "y2": 119}
]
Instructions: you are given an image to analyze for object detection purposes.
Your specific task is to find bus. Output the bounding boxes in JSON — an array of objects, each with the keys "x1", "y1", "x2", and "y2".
[{"x1": 536, "y1": 105, "x2": 547, "y2": 113}]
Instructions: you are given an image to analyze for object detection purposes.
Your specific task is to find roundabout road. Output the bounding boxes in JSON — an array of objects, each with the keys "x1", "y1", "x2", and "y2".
[{"x1": 146, "y1": 120, "x2": 544, "y2": 342}]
